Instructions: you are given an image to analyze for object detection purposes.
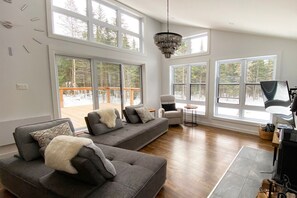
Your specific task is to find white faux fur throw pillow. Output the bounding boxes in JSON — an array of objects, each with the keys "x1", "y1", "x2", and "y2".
[
  {"x1": 45, "y1": 135, "x2": 92, "y2": 174},
  {"x1": 97, "y1": 108, "x2": 117, "y2": 128}
]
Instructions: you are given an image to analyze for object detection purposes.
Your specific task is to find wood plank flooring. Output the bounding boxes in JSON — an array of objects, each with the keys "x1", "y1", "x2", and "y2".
[{"x1": 0, "y1": 124, "x2": 273, "y2": 198}]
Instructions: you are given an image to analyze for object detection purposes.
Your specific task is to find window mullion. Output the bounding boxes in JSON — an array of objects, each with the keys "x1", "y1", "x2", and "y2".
[
  {"x1": 87, "y1": 0, "x2": 93, "y2": 42},
  {"x1": 117, "y1": 9, "x2": 122, "y2": 48},
  {"x1": 187, "y1": 65, "x2": 191, "y2": 102},
  {"x1": 238, "y1": 60, "x2": 246, "y2": 118},
  {"x1": 91, "y1": 59, "x2": 99, "y2": 110}
]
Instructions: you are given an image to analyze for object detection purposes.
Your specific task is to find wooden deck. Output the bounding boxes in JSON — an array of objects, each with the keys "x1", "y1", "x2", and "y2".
[{"x1": 61, "y1": 103, "x2": 122, "y2": 129}]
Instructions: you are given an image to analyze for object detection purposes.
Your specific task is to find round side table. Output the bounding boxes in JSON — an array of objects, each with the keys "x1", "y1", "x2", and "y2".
[{"x1": 183, "y1": 105, "x2": 198, "y2": 127}]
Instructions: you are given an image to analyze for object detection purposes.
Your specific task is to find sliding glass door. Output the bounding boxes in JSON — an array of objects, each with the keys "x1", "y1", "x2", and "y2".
[
  {"x1": 56, "y1": 55, "x2": 142, "y2": 129},
  {"x1": 56, "y1": 55, "x2": 93, "y2": 129},
  {"x1": 122, "y1": 64, "x2": 142, "y2": 107},
  {"x1": 96, "y1": 62, "x2": 122, "y2": 114}
]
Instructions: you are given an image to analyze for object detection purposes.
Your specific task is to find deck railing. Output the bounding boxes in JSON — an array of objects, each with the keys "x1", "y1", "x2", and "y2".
[{"x1": 59, "y1": 87, "x2": 140, "y2": 108}]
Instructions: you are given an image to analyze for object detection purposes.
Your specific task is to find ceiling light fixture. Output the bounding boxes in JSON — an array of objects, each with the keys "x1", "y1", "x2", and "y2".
[{"x1": 154, "y1": 0, "x2": 182, "y2": 58}]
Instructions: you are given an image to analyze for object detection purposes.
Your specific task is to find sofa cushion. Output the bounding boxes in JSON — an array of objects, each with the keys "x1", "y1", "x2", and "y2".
[
  {"x1": 40, "y1": 171, "x2": 99, "y2": 198},
  {"x1": 89, "y1": 118, "x2": 168, "y2": 150},
  {"x1": 13, "y1": 118, "x2": 74, "y2": 161},
  {"x1": 77, "y1": 144, "x2": 116, "y2": 179},
  {"x1": 88, "y1": 109, "x2": 123, "y2": 135},
  {"x1": 59, "y1": 156, "x2": 107, "y2": 186},
  {"x1": 164, "y1": 110, "x2": 183, "y2": 118},
  {"x1": 161, "y1": 103, "x2": 177, "y2": 111},
  {"x1": 122, "y1": 109, "x2": 131, "y2": 123},
  {"x1": 30, "y1": 122, "x2": 73, "y2": 148},
  {"x1": 125, "y1": 104, "x2": 143, "y2": 124},
  {"x1": 135, "y1": 107, "x2": 154, "y2": 123}
]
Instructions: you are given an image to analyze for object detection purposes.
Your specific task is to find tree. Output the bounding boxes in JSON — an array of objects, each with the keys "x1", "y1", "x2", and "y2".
[{"x1": 56, "y1": 0, "x2": 87, "y2": 40}]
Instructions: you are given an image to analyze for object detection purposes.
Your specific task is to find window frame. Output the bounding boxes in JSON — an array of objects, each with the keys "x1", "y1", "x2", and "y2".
[
  {"x1": 47, "y1": 0, "x2": 144, "y2": 53},
  {"x1": 170, "y1": 62, "x2": 208, "y2": 115},
  {"x1": 214, "y1": 55, "x2": 277, "y2": 123},
  {"x1": 172, "y1": 32, "x2": 210, "y2": 58},
  {"x1": 52, "y1": 53, "x2": 143, "y2": 130}
]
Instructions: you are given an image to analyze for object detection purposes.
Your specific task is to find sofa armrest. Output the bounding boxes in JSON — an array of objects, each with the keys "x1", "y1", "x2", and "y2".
[
  {"x1": 177, "y1": 108, "x2": 183, "y2": 113},
  {"x1": 158, "y1": 108, "x2": 165, "y2": 118}
]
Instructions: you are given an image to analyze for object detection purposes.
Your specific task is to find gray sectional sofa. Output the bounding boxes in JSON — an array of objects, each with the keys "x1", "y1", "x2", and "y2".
[{"x1": 0, "y1": 107, "x2": 169, "y2": 198}]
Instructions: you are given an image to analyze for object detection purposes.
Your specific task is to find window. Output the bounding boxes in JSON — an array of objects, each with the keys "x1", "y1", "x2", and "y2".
[
  {"x1": 56, "y1": 55, "x2": 143, "y2": 129},
  {"x1": 174, "y1": 32, "x2": 209, "y2": 57},
  {"x1": 50, "y1": 0, "x2": 143, "y2": 52},
  {"x1": 215, "y1": 55, "x2": 276, "y2": 123},
  {"x1": 171, "y1": 63, "x2": 207, "y2": 115}
]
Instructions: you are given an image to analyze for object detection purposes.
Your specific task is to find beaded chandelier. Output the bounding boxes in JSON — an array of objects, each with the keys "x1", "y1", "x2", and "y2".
[{"x1": 154, "y1": 0, "x2": 182, "y2": 58}]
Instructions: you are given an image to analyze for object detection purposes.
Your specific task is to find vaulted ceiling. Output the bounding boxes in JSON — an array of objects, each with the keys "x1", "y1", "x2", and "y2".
[{"x1": 117, "y1": 0, "x2": 297, "y2": 40}]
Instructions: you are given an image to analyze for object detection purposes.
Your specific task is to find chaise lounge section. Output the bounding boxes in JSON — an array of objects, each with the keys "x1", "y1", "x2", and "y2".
[{"x1": 85, "y1": 105, "x2": 169, "y2": 150}]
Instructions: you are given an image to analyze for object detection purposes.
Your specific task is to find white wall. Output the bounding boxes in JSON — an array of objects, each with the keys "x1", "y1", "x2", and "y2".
[
  {"x1": 0, "y1": 0, "x2": 162, "y2": 145},
  {"x1": 162, "y1": 24, "x2": 297, "y2": 135}
]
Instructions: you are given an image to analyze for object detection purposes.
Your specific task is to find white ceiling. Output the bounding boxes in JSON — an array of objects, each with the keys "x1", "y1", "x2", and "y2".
[{"x1": 116, "y1": 0, "x2": 297, "y2": 40}]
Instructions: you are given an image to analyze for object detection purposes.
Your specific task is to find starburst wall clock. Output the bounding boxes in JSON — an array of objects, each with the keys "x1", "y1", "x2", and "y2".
[{"x1": 1, "y1": 0, "x2": 44, "y2": 56}]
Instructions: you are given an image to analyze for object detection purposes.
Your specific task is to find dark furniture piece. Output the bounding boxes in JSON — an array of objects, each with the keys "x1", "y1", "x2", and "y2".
[
  {"x1": 0, "y1": 118, "x2": 167, "y2": 198},
  {"x1": 273, "y1": 128, "x2": 297, "y2": 191}
]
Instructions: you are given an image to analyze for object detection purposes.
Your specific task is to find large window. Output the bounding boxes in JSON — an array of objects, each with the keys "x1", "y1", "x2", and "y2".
[
  {"x1": 56, "y1": 55, "x2": 142, "y2": 129},
  {"x1": 50, "y1": 0, "x2": 143, "y2": 52},
  {"x1": 215, "y1": 55, "x2": 277, "y2": 122},
  {"x1": 171, "y1": 63, "x2": 207, "y2": 114},
  {"x1": 174, "y1": 32, "x2": 209, "y2": 57}
]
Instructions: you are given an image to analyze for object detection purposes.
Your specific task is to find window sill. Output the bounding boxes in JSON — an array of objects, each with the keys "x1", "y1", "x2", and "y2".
[{"x1": 212, "y1": 115, "x2": 268, "y2": 127}]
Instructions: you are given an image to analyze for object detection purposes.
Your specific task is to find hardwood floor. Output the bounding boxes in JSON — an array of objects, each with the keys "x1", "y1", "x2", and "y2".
[{"x1": 0, "y1": 124, "x2": 273, "y2": 198}]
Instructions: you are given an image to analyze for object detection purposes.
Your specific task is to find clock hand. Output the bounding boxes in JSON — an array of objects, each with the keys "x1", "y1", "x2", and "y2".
[
  {"x1": 3, "y1": 0, "x2": 12, "y2": 3},
  {"x1": 0, "y1": 21, "x2": 13, "y2": 29}
]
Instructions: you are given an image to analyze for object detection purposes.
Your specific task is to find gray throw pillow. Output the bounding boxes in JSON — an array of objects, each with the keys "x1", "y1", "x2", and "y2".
[
  {"x1": 88, "y1": 109, "x2": 123, "y2": 135},
  {"x1": 135, "y1": 107, "x2": 155, "y2": 123},
  {"x1": 125, "y1": 104, "x2": 143, "y2": 123},
  {"x1": 78, "y1": 143, "x2": 116, "y2": 179},
  {"x1": 62, "y1": 156, "x2": 106, "y2": 186}
]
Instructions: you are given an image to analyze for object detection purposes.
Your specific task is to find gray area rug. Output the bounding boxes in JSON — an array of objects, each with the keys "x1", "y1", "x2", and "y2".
[{"x1": 208, "y1": 146, "x2": 273, "y2": 198}]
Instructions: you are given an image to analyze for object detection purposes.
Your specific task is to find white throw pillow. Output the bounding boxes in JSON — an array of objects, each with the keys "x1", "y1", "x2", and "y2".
[{"x1": 97, "y1": 108, "x2": 117, "y2": 128}]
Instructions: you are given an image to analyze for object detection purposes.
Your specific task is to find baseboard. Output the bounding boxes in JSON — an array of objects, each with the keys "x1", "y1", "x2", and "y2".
[{"x1": 196, "y1": 120, "x2": 258, "y2": 135}]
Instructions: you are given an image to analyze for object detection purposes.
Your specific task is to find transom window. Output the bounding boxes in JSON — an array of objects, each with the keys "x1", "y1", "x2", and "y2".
[
  {"x1": 215, "y1": 55, "x2": 277, "y2": 123},
  {"x1": 50, "y1": 0, "x2": 143, "y2": 52},
  {"x1": 174, "y1": 32, "x2": 209, "y2": 57},
  {"x1": 170, "y1": 63, "x2": 207, "y2": 115}
]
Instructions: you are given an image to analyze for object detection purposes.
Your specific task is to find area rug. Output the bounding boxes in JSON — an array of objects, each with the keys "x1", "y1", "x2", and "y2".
[{"x1": 208, "y1": 146, "x2": 273, "y2": 198}]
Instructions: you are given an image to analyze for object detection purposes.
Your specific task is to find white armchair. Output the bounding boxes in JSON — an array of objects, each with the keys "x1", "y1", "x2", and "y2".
[{"x1": 159, "y1": 95, "x2": 183, "y2": 125}]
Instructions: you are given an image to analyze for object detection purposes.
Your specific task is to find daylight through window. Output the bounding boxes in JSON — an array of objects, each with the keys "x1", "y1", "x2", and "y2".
[
  {"x1": 171, "y1": 63, "x2": 207, "y2": 115},
  {"x1": 215, "y1": 55, "x2": 277, "y2": 122},
  {"x1": 51, "y1": 0, "x2": 143, "y2": 52},
  {"x1": 174, "y1": 33, "x2": 208, "y2": 57}
]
